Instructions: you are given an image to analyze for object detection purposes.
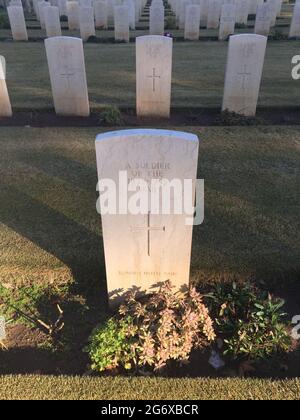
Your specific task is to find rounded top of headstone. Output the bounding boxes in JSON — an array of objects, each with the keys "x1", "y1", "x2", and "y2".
[
  {"x1": 96, "y1": 129, "x2": 199, "y2": 143},
  {"x1": 229, "y1": 33, "x2": 268, "y2": 41},
  {"x1": 136, "y1": 35, "x2": 173, "y2": 44}
]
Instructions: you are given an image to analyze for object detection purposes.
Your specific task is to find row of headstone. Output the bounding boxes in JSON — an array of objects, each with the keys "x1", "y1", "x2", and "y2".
[
  {"x1": 9, "y1": 0, "x2": 298, "y2": 42},
  {"x1": 0, "y1": 33, "x2": 268, "y2": 118}
]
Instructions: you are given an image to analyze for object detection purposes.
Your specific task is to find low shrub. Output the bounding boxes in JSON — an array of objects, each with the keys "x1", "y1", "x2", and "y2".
[
  {"x1": 0, "y1": 13, "x2": 10, "y2": 30},
  {"x1": 86, "y1": 281, "x2": 215, "y2": 374},
  {"x1": 207, "y1": 282, "x2": 291, "y2": 361},
  {"x1": 97, "y1": 106, "x2": 124, "y2": 126},
  {"x1": 165, "y1": 16, "x2": 177, "y2": 30}
]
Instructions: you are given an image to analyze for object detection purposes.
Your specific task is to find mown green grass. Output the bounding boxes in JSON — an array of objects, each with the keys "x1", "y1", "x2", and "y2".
[
  {"x1": 0, "y1": 126, "x2": 299, "y2": 291},
  {"x1": 0, "y1": 38, "x2": 299, "y2": 109},
  {"x1": 0, "y1": 375, "x2": 299, "y2": 400}
]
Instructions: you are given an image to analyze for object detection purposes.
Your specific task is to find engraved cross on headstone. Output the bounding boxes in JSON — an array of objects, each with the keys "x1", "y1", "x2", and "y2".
[
  {"x1": 60, "y1": 65, "x2": 75, "y2": 90},
  {"x1": 237, "y1": 64, "x2": 251, "y2": 89},
  {"x1": 130, "y1": 211, "x2": 166, "y2": 256},
  {"x1": 147, "y1": 67, "x2": 160, "y2": 92}
]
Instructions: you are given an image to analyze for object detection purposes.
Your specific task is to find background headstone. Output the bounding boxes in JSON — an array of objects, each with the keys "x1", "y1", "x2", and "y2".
[
  {"x1": 207, "y1": 0, "x2": 221, "y2": 29},
  {"x1": 136, "y1": 35, "x2": 173, "y2": 118},
  {"x1": 45, "y1": 6, "x2": 62, "y2": 37},
  {"x1": 95, "y1": 129, "x2": 199, "y2": 305},
  {"x1": 67, "y1": 1, "x2": 80, "y2": 30},
  {"x1": 222, "y1": 34, "x2": 267, "y2": 116},
  {"x1": 94, "y1": 0, "x2": 108, "y2": 29},
  {"x1": 79, "y1": 6, "x2": 96, "y2": 41},
  {"x1": 289, "y1": 3, "x2": 300, "y2": 38},
  {"x1": 114, "y1": 5, "x2": 130, "y2": 42},
  {"x1": 149, "y1": 4, "x2": 164, "y2": 35},
  {"x1": 235, "y1": 0, "x2": 249, "y2": 26},
  {"x1": 219, "y1": 3, "x2": 236, "y2": 40},
  {"x1": 184, "y1": 4, "x2": 201, "y2": 40},
  {"x1": 0, "y1": 56, "x2": 13, "y2": 117},
  {"x1": 45, "y1": 36, "x2": 90, "y2": 116},
  {"x1": 7, "y1": 5, "x2": 28, "y2": 41},
  {"x1": 255, "y1": 3, "x2": 272, "y2": 36}
]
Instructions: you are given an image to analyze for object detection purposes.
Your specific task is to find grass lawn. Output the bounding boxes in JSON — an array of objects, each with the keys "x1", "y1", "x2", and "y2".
[
  {"x1": 0, "y1": 375, "x2": 300, "y2": 400},
  {"x1": 0, "y1": 3, "x2": 300, "y2": 398},
  {"x1": 0, "y1": 38, "x2": 299, "y2": 110},
  {"x1": 0, "y1": 125, "x2": 299, "y2": 291}
]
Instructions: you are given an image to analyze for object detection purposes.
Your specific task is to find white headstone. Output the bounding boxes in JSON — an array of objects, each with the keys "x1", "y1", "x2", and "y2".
[
  {"x1": 67, "y1": 1, "x2": 80, "y2": 30},
  {"x1": 0, "y1": 316, "x2": 6, "y2": 341},
  {"x1": 124, "y1": 0, "x2": 136, "y2": 29},
  {"x1": 79, "y1": 6, "x2": 96, "y2": 41},
  {"x1": 114, "y1": 5, "x2": 130, "y2": 42},
  {"x1": 235, "y1": 0, "x2": 249, "y2": 25},
  {"x1": 289, "y1": 3, "x2": 300, "y2": 38},
  {"x1": 95, "y1": 129, "x2": 199, "y2": 305},
  {"x1": 222, "y1": 34, "x2": 267, "y2": 116},
  {"x1": 179, "y1": 0, "x2": 192, "y2": 30},
  {"x1": 7, "y1": 5, "x2": 28, "y2": 41},
  {"x1": 80, "y1": 0, "x2": 92, "y2": 7},
  {"x1": 267, "y1": 0, "x2": 277, "y2": 27},
  {"x1": 45, "y1": 6, "x2": 62, "y2": 37},
  {"x1": 45, "y1": 36, "x2": 90, "y2": 116},
  {"x1": 255, "y1": 3, "x2": 271, "y2": 36},
  {"x1": 94, "y1": 0, "x2": 108, "y2": 29},
  {"x1": 58, "y1": 0, "x2": 67, "y2": 16},
  {"x1": 219, "y1": 4, "x2": 236, "y2": 40},
  {"x1": 207, "y1": 0, "x2": 221, "y2": 29},
  {"x1": 199, "y1": 0, "x2": 209, "y2": 27},
  {"x1": 136, "y1": 35, "x2": 173, "y2": 118},
  {"x1": 149, "y1": 4, "x2": 164, "y2": 35},
  {"x1": 184, "y1": 5, "x2": 201, "y2": 40},
  {"x1": 38, "y1": 1, "x2": 51, "y2": 29},
  {"x1": 0, "y1": 56, "x2": 12, "y2": 117}
]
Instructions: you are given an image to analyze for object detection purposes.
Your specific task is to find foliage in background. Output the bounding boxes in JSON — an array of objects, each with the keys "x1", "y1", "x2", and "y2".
[
  {"x1": 86, "y1": 281, "x2": 215, "y2": 373},
  {"x1": 207, "y1": 283, "x2": 291, "y2": 361},
  {"x1": 165, "y1": 16, "x2": 177, "y2": 30},
  {"x1": 0, "y1": 13, "x2": 10, "y2": 29}
]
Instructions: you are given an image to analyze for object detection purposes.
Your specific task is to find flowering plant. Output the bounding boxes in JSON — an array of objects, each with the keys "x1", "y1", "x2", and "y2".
[{"x1": 87, "y1": 281, "x2": 215, "y2": 373}]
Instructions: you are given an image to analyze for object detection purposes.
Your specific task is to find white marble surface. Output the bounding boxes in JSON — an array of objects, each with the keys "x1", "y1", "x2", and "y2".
[
  {"x1": 45, "y1": 6, "x2": 62, "y2": 37},
  {"x1": 45, "y1": 36, "x2": 90, "y2": 116},
  {"x1": 95, "y1": 129, "x2": 199, "y2": 305},
  {"x1": 0, "y1": 56, "x2": 12, "y2": 117},
  {"x1": 7, "y1": 6, "x2": 28, "y2": 41},
  {"x1": 222, "y1": 34, "x2": 267, "y2": 116},
  {"x1": 136, "y1": 35, "x2": 173, "y2": 118},
  {"x1": 184, "y1": 5, "x2": 201, "y2": 40}
]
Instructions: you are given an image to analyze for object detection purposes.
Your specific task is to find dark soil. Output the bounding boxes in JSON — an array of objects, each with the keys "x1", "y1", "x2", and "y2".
[
  {"x1": 1, "y1": 283, "x2": 300, "y2": 378},
  {"x1": 1, "y1": 107, "x2": 300, "y2": 128}
]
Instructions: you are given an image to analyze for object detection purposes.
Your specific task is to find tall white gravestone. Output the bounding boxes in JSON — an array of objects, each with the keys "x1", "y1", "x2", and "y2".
[
  {"x1": 289, "y1": 3, "x2": 300, "y2": 38},
  {"x1": 94, "y1": 0, "x2": 108, "y2": 29},
  {"x1": 95, "y1": 129, "x2": 199, "y2": 305},
  {"x1": 79, "y1": 6, "x2": 96, "y2": 41},
  {"x1": 45, "y1": 36, "x2": 90, "y2": 116},
  {"x1": 67, "y1": 1, "x2": 80, "y2": 30},
  {"x1": 235, "y1": 0, "x2": 249, "y2": 26},
  {"x1": 114, "y1": 5, "x2": 130, "y2": 42},
  {"x1": 149, "y1": 4, "x2": 164, "y2": 35},
  {"x1": 38, "y1": 1, "x2": 51, "y2": 30},
  {"x1": 45, "y1": 6, "x2": 62, "y2": 37},
  {"x1": 207, "y1": 0, "x2": 221, "y2": 29},
  {"x1": 7, "y1": 5, "x2": 28, "y2": 41},
  {"x1": 136, "y1": 35, "x2": 173, "y2": 118},
  {"x1": 222, "y1": 34, "x2": 267, "y2": 116},
  {"x1": 219, "y1": 3, "x2": 236, "y2": 40},
  {"x1": 184, "y1": 5, "x2": 201, "y2": 40},
  {"x1": 0, "y1": 56, "x2": 13, "y2": 117},
  {"x1": 255, "y1": 3, "x2": 272, "y2": 36}
]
